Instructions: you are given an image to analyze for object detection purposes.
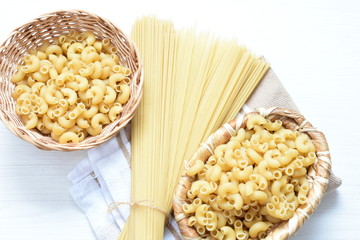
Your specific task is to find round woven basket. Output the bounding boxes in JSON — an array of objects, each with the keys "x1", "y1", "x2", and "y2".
[
  {"x1": 0, "y1": 10, "x2": 143, "y2": 151},
  {"x1": 173, "y1": 107, "x2": 332, "y2": 240}
]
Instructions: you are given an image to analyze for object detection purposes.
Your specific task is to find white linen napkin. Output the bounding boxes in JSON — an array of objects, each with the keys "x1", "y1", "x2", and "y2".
[
  {"x1": 68, "y1": 127, "x2": 182, "y2": 240},
  {"x1": 67, "y1": 69, "x2": 342, "y2": 240}
]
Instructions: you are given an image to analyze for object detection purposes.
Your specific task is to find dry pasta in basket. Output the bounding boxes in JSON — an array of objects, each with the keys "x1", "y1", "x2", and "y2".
[
  {"x1": 11, "y1": 30, "x2": 131, "y2": 143},
  {"x1": 184, "y1": 114, "x2": 316, "y2": 239}
]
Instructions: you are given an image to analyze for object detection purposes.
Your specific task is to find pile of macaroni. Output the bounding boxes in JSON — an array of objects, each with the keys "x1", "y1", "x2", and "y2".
[
  {"x1": 11, "y1": 30, "x2": 131, "y2": 143},
  {"x1": 185, "y1": 114, "x2": 316, "y2": 240}
]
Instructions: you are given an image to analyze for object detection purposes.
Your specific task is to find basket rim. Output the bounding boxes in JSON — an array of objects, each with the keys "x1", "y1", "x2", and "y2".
[
  {"x1": 0, "y1": 10, "x2": 143, "y2": 151},
  {"x1": 173, "y1": 107, "x2": 332, "y2": 240}
]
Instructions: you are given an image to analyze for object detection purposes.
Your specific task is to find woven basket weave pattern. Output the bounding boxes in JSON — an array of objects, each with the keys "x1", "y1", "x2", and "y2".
[
  {"x1": 0, "y1": 10, "x2": 143, "y2": 151},
  {"x1": 173, "y1": 108, "x2": 331, "y2": 240}
]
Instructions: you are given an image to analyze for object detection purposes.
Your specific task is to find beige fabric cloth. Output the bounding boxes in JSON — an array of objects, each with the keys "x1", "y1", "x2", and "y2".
[
  {"x1": 245, "y1": 68, "x2": 342, "y2": 192},
  {"x1": 68, "y1": 68, "x2": 341, "y2": 240}
]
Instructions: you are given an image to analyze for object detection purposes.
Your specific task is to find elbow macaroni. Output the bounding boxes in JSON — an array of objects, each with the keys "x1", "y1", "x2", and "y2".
[
  {"x1": 11, "y1": 30, "x2": 132, "y2": 143},
  {"x1": 185, "y1": 114, "x2": 317, "y2": 239}
]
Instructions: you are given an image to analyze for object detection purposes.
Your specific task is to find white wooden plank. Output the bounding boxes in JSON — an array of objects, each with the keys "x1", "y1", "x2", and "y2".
[{"x1": 0, "y1": 0, "x2": 359, "y2": 239}]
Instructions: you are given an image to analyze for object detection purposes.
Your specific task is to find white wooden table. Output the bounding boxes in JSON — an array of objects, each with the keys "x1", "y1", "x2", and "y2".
[{"x1": 1, "y1": 0, "x2": 359, "y2": 239}]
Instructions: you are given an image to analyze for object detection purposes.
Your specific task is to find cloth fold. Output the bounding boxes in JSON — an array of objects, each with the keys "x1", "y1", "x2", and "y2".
[{"x1": 68, "y1": 69, "x2": 342, "y2": 240}]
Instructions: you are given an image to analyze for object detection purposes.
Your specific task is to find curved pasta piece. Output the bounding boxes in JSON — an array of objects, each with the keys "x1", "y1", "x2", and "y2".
[
  {"x1": 116, "y1": 84, "x2": 131, "y2": 104},
  {"x1": 61, "y1": 88, "x2": 77, "y2": 105},
  {"x1": 32, "y1": 72, "x2": 49, "y2": 82},
  {"x1": 67, "y1": 58, "x2": 82, "y2": 75},
  {"x1": 59, "y1": 132, "x2": 79, "y2": 144},
  {"x1": 69, "y1": 103, "x2": 85, "y2": 120},
  {"x1": 259, "y1": 129, "x2": 272, "y2": 143},
  {"x1": 86, "y1": 125, "x2": 102, "y2": 136},
  {"x1": 83, "y1": 105, "x2": 99, "y2": 119},
  {"x1": 232, "y1": 166, "x2": 253, "y2": 181},
  {"x1": 79, "y1": 63, "x2": 95, "y2": 77},
  {"x1": 214, "y1": 211, "x2": 227, "y2": 229},
  {"x1": 13, "y1": 84, "x2": 31, "y2": 99},
  {"x1": 218, "y1": 182, "x2": 238, "y2": 198},
  {"x1": 249, "y1": 191, "x2": 268, "y2": 205},
  {"x1": 112, "y1": 64, "x2": 131, "y2": 76},
  {"x1": 275, "y1": 128, "x2": 296, "y2": 140},
  {"x1": 34, "y1": 96, "x2": 49, "y2": 114},
  {"x1": 109, "y1": 73, "x2": 126, "y2": 89},
  {"x1": 91, "y1": 113, "x2": 110, "y2": 128},
  {"x1": 191, "y1": 180, "x2": 212, "y2": 195},
  {"x1": 187, "y1": 216, "x2": 197, "y2": 226},
  {"x1": 302, "y1": 152, "x2": 317, "y2": 166},
  {"x1": 195, "y1": 204, "x2": 209, "y2": 226},
  {"x1": 55, "y1": 55, "x2": 68, "y2": 74},
  {"x1": 86, "y1": 86, "x2": 104, "y2": 105},
  {"x1": 246, "y1": 114, "x2": 267, "y2": 130},
  {"x1": 264, "y1": 119, "x2": 282, "y2": 131},
  {"x1": 263, "y1": 149, "x2": 281, "y2": 168},
  {"x1": 226, "y1": 193, "x2": 243, "y2": 210},
  {"x1": 58, "y1": 116, "x2": 76, "y2": 129},
  {"x1": 101, "y1": 57, "x2": 116, "y2": 68},
  {"x1": 246, "y1": 148, "x2": 263, "y2": 164},
  {"x1": 24, "y1": 55, "x2": 40, "y2": 72},
  {"x1": 104, "y1": 86, "x2": 117, "y2": 104},
  {"x1": 295, "y1": 134, "x2": 316, "y2": 153},
  {"x1": 100, "y1": 66, "x2": 111, "y2": 80},
  {"x1": 83, "y1": 31, "x2": 96, "y2": 46},
  {"x1": 52, "y1": 122, "x2": 67, "y2": 135},
  {"x1": 45, "y1": 45, "x2": 63, "y2": 56},
  {"x1": 11, "y1": 69, "x2": 27, "y2": 83},
  {"x1": 220, "y1": 226, "x2": 236, "y2": 240},
  {"x1": 44, "y1": 85, "x2": 57, "y2": 105},
  {"x1": 278, "y1": 148, "x2": 299, "y2": 166},
  {"x1": 249, "y1": 222, "x2": 271, "y2": 238},
  {"x1": 25, "y1": 113, "x2": 38, "y2": 129},
  {"x1": 249, "y1": 173, "x2": 268, "y2": 190},
  {"x1": 90, "y1": 61, "x2": 103, "y2": 79},
  {"x1": 257, "y1": 160, "x2": 274, "y2": 180},
  {"x1": 187, "y1": 160, "x2": 204, "y2": 177},
  {"x1": 108, "y1": 105, "x2": 123, "y2": 122},
  {"x1": 74, "y1": 75, "x2": 89, "y2": 92}
]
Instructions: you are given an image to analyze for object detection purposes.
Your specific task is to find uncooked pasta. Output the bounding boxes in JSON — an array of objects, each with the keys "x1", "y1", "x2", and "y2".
[{"x1": 118, "y1": 16, "x2": 270, "y2": 240}]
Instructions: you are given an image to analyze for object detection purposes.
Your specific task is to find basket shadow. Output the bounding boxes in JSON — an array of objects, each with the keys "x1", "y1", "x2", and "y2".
[{"x1": 291, "y1": 190, "x2": 341, "y2": 239}]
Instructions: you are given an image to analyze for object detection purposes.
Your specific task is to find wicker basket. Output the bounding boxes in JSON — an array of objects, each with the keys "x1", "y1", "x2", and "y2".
[
  {"x1": 0, "y1": 10, "x2": 143, "y2": 151},
  {"x1": 173, "y1": 107, "x2": 332, "y2": 240}
]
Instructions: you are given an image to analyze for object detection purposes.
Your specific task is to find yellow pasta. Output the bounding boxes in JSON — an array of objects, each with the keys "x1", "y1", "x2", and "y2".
[
  {"x1": 205, "y1": 211, "x2": 217, "y2": 231},
  {"x1": 187, "y1": 160, "x2": 205, "y2": 177},
  {"x1": 184, "y1": 114, "x2": 317, "y2": 239},
  {"x1": 86, "y1": 125, "x2": 102, "y2": 136},
  {"x1": 116, "y1": 84, "x2": 131, "y2": 104},
  {"x1": 90, "y1": 113, "x2": 110, "y2": 128},
  {"x1": 195, "y1": 204, "x2": 209, "y2": 225},
  {"x1": 221, "y1": 226, "x2": 236, "y2": 240},
  {"x1": 108, "y1": 105, "x2": 123, "y2": 122},
  {"x1": 249, "y1": 221, "x2": 271, "y2": 238},
  {"x1": 25, "y1": 112, "x2": 38, "y2": 129},
  {"x1": 120, "y1": 17, "x2": 270, "y2": 240},
  {"x1": 218, "y1": 182, "x2": 238, "y2": 198},
  {"x1": 59, "y1": 131, "x2": 79, "y2": 144},
  {"x1": 11, "y1": 30, "x2": 132, "y2": 143}
]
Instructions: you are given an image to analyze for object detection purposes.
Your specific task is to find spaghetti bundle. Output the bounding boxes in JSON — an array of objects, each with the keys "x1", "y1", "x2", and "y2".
[{"x1": 119, "y1": 17, "x2": 270, "y2": 239}]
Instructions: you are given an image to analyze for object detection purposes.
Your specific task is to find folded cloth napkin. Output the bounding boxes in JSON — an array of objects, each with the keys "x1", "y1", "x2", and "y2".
[{"x1": 68, "y1": 69, "x2": 342, "y2": 240}]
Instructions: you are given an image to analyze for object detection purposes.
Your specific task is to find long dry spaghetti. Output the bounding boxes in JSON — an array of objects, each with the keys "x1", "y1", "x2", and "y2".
[{"x1": 119, "y1": 17, "x2": 270, "y2": 240}]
